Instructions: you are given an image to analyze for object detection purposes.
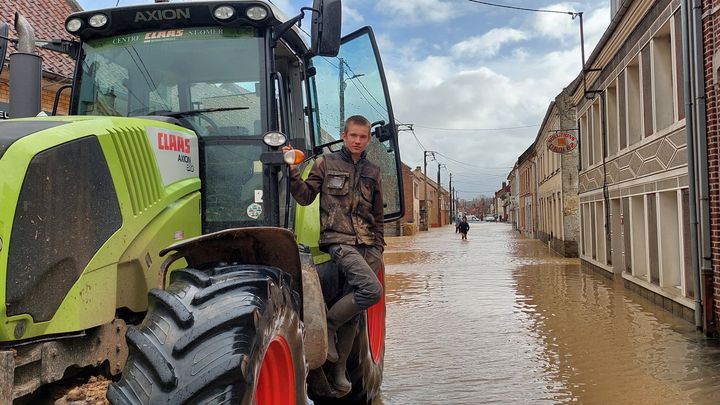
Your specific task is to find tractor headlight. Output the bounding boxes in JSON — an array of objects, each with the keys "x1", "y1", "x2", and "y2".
[
  {"x1": 246, "y1": 6, "x2": 268, "y2": 21},
  {"x1": 88, "y1": 14, "x2": 108, "y2": 28},
  {"x1": 214, "y1": 6, "x2": 235, "y2": 20},
  {"x1": 262, "y1": 131, "x2": 287, "y2": 147},
  {"x1": 66, "y1": 18, "x2": 82, "y2": 33}
]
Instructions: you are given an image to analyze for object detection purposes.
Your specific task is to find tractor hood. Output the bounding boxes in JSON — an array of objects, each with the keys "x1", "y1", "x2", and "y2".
[{"x1": 0, "y1": 121, "x2": 70, "y2": 159}]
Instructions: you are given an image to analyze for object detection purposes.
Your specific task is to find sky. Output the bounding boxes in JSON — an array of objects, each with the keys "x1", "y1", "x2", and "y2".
[{"x1": 77, "y1": 0, "x2": 611, "y2": 199}]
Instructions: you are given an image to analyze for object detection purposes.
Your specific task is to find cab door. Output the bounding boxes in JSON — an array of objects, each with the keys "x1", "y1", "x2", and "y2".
[{"x1": 309, "y1": 27, "x2": 404, "y2": 221}]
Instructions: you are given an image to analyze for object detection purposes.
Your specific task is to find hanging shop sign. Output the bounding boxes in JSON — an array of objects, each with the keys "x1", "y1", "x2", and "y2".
[{"x1": 547, "y1": 130, "x2": 578, "y2": 153}]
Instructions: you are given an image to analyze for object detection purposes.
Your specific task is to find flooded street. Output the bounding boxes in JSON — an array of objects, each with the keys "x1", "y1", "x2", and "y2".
[{"x1": 377, "y1": 223, "x2": 720, "y2": 404}]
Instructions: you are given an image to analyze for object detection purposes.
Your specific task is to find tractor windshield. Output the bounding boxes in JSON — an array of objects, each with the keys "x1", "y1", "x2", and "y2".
[{"x1": 75, "y1": 26, "x2": 265, "y2": 137}]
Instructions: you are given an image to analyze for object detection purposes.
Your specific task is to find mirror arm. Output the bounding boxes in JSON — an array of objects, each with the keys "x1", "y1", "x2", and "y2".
[
  {"x1": 312, "y1": 138, "x2": 344, "y2": 156},
  {"x1": 36, "y1": 39, "x2": 80, "y2": 59},
  {"x1": 272, "y1": 7, "x2": 319, "y2": 44}
]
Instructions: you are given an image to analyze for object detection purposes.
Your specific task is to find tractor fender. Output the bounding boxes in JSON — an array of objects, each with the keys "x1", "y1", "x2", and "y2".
[
  {"x1": 158, "y1": 227, "x2": 302, "y2": 294},
  {"x1": 299, "y1": 252, "x2": 328, "y2": 370},
  {"x1": 158, "y1": 227, "x2": 330, "y2": 369}
]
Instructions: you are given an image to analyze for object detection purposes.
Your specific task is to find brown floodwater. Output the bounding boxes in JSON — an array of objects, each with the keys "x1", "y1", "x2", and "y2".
[{"x1": 375, "y1": 223, "x2": 720, "y2": 404}]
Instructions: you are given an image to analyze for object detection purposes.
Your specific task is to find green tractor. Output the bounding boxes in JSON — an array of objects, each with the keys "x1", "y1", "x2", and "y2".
[{"x1": 0, "y1": 1, "x2": 403, "y2": 403}]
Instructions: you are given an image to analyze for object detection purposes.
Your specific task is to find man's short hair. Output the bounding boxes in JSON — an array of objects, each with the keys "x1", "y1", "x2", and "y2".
[{"x1": 343, "y1": 115, "x2": 371, "y2": 133}]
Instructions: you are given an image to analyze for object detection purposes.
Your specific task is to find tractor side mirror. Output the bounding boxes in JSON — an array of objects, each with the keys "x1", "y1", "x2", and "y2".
[
  {"x1": 311, "y1": 0, "x2": 341, "y2": 57},
  {"x1": 0, "y1": 22, "x2": 8, "y2": 76},
  {"x1": 371, "y1": 120, "x2": 393, "y2": 143}
]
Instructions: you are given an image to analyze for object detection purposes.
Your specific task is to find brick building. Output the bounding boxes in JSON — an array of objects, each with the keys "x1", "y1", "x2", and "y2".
[
  {"x1": 0, "y1": 0, "x2": 80, "y2": 118},
  {"x1": 703, "y1": 0, "x2": 720, "y2": 335},
  {"x1": 385, "y1": 163, "x2": 421, "y2": 236}
]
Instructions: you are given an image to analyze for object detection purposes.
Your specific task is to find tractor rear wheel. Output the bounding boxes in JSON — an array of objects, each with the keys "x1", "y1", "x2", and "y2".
[
  {"x1": 313, "y1": 265, "x2": 386, "y2": 405},
  {"x1": 344, "y1": 264, "x2": 385, "y2": 404},
  {"x1": 107, "y1": 265, "x2": 305, "y2": 405}
]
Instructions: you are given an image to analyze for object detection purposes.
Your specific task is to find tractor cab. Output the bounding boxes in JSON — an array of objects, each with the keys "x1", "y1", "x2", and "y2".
[{"x1": 63, "y1": 0, "x2": 403, "y2": 234}]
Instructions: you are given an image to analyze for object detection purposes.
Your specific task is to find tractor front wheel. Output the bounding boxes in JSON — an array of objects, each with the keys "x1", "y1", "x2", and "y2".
[{"x1": 107, "y1": 265, "x2": 305, "y2": 405}]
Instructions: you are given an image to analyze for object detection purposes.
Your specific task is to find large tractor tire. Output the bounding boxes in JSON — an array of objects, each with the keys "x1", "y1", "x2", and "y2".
[{"x1": 107, "y1": 265, "x2": 305, "y2": 405}]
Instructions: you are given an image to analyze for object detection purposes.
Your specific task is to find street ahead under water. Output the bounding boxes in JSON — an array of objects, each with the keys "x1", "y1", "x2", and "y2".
[{"x1": 375, "y1": 222, "x2": 720, "y2": 405}]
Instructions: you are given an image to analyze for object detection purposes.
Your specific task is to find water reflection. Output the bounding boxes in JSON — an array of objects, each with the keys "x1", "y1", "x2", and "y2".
[{"x1": 376, "y1": 224, "x2": 720, "y2": 404}]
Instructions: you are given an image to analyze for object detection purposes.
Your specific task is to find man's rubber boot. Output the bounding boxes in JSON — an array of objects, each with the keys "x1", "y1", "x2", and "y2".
[
  {"x1": 331, "y1": 321, "x2": 358, "y2": 394},
  {"x1": 326, "y1": 294, "x2": 362, "y2": 363}
]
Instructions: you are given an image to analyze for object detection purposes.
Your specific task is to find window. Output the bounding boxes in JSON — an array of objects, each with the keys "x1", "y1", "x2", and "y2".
[
  {"x1": 77, "y1": 27, "x2": 265, "y2": 137},
  {"x1": 658, "y1": 191, "x2": 681, "y2": 289},
  {"x1": 630, "y1": 195, "x2": 647, "y2": 278},
  {"x1": 626, "y1": 58, "x2": 642, "y2": 146},
  {"x1": 673, "y1": 13, "x2": 685, "y2": 121},
  {"x1": 623, "y1": 197, "x2": 632, "y2": 273},
  {"x1": 618, "y1": 70, "x2": 628, "y2": 149},
  {"x1": 641, "y1": 45, "x2": 653, "y2": 138},
  {"x1": 606, "y1": 83, "x2": 619, "y2": 155},
  {"x1": 652, "y1": 22, "x2": 674, "y2": 132},
  {"x1": 595, "y1": 201, "x2": 605, "y2": 264},
  {"x1": 647, "y1": 193, "x2": 659, "y2": 284},
  {"x1": 580, "y1": 112, "x2": 590, "y2": 167},
  {"x1": 592, "y1": 99, "x2": 602, "y2": 162}
]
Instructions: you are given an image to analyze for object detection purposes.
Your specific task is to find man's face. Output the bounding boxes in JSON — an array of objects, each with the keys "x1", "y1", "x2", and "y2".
[{"x1": 341, "y1": 122, "x2": 372, "y2": 158}]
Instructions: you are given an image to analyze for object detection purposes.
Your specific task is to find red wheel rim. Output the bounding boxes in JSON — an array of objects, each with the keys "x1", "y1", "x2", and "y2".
[
  {"x1": 367, "y1": 264, "x2": 386, "y2": 364},
  {"x1": 256, "y1": 336, "x2": 295, "y2": 405}
]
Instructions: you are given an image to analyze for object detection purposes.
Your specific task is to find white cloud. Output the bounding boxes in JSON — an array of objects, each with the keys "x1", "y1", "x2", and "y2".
[
  {"x1": 342, "y1": 4, "x2": 364, "y2": 24},
  {"x1": 374, "y1": 0, "x2": 461, "y2": 23},
  {"x1": 532, "y1": 3, "x2": 611, "y2": 50},
  {"x1": 385, "y1": 54, "x2": 555, "y2": 195},
  {"x1": 532, "y1": 3, "x2": 580, "y2": 41},
  {"x1": 450, "y1": 28, "x2": 528, "y2": 59}
]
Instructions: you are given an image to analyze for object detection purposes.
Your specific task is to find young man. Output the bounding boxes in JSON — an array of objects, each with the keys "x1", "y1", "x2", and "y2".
[{"x1": 284, "y1": 115, "x2": 384, "y2": 394}]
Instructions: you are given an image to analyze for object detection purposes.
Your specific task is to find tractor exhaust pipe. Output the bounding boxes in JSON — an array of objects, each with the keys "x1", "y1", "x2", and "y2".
[{"x1": 9, "y1": 12, "x2": 42, "y2": 119}]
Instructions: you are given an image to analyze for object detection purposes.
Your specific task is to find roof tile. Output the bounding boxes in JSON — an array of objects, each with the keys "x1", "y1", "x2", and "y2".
[{"x1": 1, "y1": 0, "x2": 82, "y2": 77}]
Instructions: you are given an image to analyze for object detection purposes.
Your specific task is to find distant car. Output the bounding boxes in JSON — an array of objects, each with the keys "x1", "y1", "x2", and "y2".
[
  {"x1": 469, "y1": 215, "x2": 480, "y2": 221},
  {"x1": 484, "y1": 215, "x2": 496, "y2": 222}
]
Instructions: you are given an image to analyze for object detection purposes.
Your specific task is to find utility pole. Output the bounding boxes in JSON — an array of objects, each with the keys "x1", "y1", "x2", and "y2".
[
  {"x1": 421, "y1": 150, "x2": 429, "y2": 231},
  {"x1": 338, "y1": 57, "x2": 345, "y2": 131},
  {"x1": 437, "y1": 162, "x2": 442, "y2": 227},
  {"x1": 449, "y1": 173, "x2": 453, "y2": 223},
  {"x1": 338, "y1": 57, "x2": 364, "y2": 131}
]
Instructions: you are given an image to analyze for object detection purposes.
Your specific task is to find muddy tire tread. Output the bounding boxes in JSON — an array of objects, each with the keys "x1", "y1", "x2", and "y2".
[
  {"x1": 109, "y1": 265, "x2": 304, "y2": 405},
  {"x1": 148, "y1": 289, "x2": 194, "y2": 327}
]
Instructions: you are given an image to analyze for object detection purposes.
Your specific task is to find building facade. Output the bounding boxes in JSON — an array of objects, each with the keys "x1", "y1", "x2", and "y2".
[
  {"x1": 388, "y1": 163, "x2": 421, "y2": 236},
  {"x1": 575, "y1": 0, "x2": 695, "y2": 322},
  {"x1": 517, "y1": 146, "x2": 536, "y2": 237},
  {"x1": 507, "y1": 164, "x2": 519, "y2": 229},
  {"x1": 535, "y1": 88, "x2": 581, "y2": 257}
]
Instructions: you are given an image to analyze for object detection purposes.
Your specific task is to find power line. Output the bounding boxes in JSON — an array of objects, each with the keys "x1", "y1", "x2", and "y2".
[
  {"x1": 413, "y1": 124, "x2": 539, "y2": 131},
  {"x1": 408, "y1": 127, "x2": 426, "y2": 150},
  {"x1": 467, "y1": 0, "x2": 577, "y2": 15}
]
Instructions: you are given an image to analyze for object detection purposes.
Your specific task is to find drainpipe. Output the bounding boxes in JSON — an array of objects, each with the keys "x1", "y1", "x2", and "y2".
[
  {"x1": 680, "y1": 0, "x2": 703, "y2": 330},
  {"x1": 691, "y1": 0, "x2": 714, "y2": 332},
  {"x1": 9, "y1": 13, "x2": 41, "y2": 119}
]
